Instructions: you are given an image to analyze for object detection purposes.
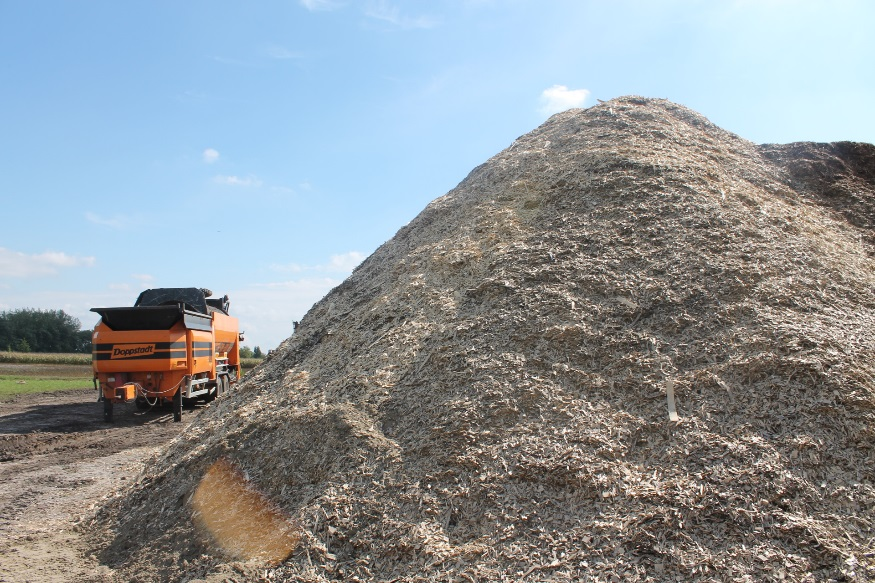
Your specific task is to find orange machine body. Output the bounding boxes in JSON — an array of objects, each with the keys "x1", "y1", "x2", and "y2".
[{"x1": 91, "y1": 288, "x2": 240, "y2": 422}]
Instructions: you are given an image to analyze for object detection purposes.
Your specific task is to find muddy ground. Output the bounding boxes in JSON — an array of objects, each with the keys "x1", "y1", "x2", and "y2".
[{"x1": 0, "y1": 388, "x2": 198, "y2": 583}]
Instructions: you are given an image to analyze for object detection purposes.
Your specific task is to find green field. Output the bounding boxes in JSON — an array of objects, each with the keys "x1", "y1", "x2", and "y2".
[
  {"x1": 0, "y1": 375, "x2": 94, "y2": 399},
  {"x1": 0, "y1": 353, "x2": 263, "y2": 399},
  {"x1": 0, "y1": 362, "x2": 93, "y2": 399}
]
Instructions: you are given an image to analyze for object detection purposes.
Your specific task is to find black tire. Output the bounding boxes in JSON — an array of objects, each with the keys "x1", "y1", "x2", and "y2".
[
  {"x1": 217, "y1": 375, "x2": 227, "y2": 398},
  {"x1": 103, "y1": 399, "x2": 113, "y2": 423},
  {"x1": 173, "y1": 389, "x2": 182, "y2": 422}
]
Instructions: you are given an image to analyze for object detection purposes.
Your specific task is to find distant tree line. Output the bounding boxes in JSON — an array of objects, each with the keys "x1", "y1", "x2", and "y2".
[
  {"x1": 239, "y1": 345, "x2": 263, "y2": 359},
  {"x1": 0, "y1": 309, "x2": 91, "y2": 353}
]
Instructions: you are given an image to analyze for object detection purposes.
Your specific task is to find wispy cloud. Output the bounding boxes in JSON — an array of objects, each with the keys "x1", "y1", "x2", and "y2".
[
  {"x1": 85, "y1": 212, "x2": 127, "y2": 229},
  {"x1": 327, "y1": 251, "x2": 366, "y2": 272},
  {"x1": 231, "y1": 276, "x2": 343, "y2": 349},
  {"x1": 213, "y1": 175, "x2": 264, "y2": 187},
  {"x1": 270, "y1": 185, "x2": 297, "y2": 196},
  {"x1": 300, "y1": 0, "x2": 344, "y2": 11},
  {"x1": 203, "y1": 148, "x2": 220, "y2": 164},
  {"x1": 0, "y1": 247, "x2": 95, "y2": 278},
  {"x1": 538, "y1": 84, "x2": 590, "y2": 116},
  {"x1": 230, "y1": 252, "x2": 367, "y2": 347},
  {"x1": 270, "y1": 251, "x2": 366, "y2": 274},
  {"x1": 210, "y1": 55, "x2": 261, "y2": 68},
  {"x1": 264, "y1": 45, "x2": 304, "y2": 60},
  {"x1": 299, "y1": 0, "x2": 438, "y2": 30},
  {"x1": 364, "y1": 1, "x2": 440, "y2": 29},
  {"x1": 109, "y1": 274, "x2": 154, "y2": 293}
]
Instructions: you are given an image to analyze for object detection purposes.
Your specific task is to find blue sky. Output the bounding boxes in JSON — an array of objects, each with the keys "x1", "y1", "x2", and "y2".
[{"x1": 1, "y1": 0, "x2": 873, "y2": 350}]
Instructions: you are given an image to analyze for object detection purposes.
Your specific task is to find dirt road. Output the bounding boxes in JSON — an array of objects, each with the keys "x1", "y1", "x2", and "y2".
[{"x1": 0, "y1": 389, "x2": 197, "y2": 583}]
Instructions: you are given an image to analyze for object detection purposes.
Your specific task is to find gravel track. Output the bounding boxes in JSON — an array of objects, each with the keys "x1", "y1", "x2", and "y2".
[{"x1": 0, "y1": 388, "x2": 197, "y2": 583}]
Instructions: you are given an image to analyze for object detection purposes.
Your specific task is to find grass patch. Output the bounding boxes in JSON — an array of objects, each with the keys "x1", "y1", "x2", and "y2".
[
  {"x1": 0, "y1": 375, "x2": 94, "y2": 399},
  {"x1": 0, "y1": 362, "x2": 94, "y2": 399}
]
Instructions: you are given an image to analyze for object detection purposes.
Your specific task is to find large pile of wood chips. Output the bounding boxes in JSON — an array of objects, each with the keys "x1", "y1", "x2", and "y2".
[{"x1": 90, "y1": 97, "x2": 875, "y2": 582}]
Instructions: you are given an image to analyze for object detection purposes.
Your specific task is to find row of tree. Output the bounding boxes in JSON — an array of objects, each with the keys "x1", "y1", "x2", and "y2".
[
  {"x1": 239, "y1": 345, "x2": 263, "y2": 359},
  {"x1": 1, "y1": 309, "x2": 91, "y2": 353}
]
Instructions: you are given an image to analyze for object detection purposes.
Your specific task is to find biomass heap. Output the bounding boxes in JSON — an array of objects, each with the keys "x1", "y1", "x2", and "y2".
[{"x1": 95, "y1": 97, "x2": 875, "y2": 582}]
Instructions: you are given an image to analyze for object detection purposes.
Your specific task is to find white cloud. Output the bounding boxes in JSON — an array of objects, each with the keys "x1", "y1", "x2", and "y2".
[
  {"x1": 539, "y1": 85, "x2": 590, "y2": 116},
  {"x1": 213, "y1": 175, "x2": 263, "y2": 187},
  {"x1": 85, "y1": 211, "x2": 126, "y2": 229},
  {"x1": 0, "y1": 248, "x2": 96, "y2": 278},
  {"x1": 270, "y1": 251, "x2": 366, "y2": 274},
  {"x1": 239, "y1": 251, "x2": 366, "y2": 347},
  {"x1": 300, "y1": 0, "x2": 344, "y2": 11},
  {"x1": 109, "y1": 274, "x2": 154, "y2": 293},
  {"x1": 328, "y1": 251, "x2": 366, "y2": 272},
  {"x1": 231, "y1": 277, "x2": 344, "y2": 349},
  {"x1": 203, "y1": 148, "x2": 220, "y2": 164},
  {"x1": 365, "y1": 1, "x2": 440, "y2": 29}
]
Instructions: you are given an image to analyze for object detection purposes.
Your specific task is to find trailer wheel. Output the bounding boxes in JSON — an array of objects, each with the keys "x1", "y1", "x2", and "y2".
[
  {"x1": 173, "y1": 389, "x2": 182, "y2": 422},
  {"x1": 103, "y1": 399, "x2": 113, "y2": 423}
]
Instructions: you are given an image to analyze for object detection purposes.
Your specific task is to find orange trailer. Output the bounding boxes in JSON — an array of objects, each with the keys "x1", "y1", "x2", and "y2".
[{"x1": 91, "y1": 288, "x2": 241, "y2": 422}]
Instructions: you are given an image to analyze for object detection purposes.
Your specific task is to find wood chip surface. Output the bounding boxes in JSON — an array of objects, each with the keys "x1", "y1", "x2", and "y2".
[{"x1": 89, "y1": 97, "x2": 875, "y2": 582}]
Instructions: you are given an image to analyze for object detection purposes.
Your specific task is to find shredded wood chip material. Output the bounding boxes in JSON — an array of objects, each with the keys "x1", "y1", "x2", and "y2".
[{"x1": 90, "y1": 97, "x2": 875, "y2": 582}]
